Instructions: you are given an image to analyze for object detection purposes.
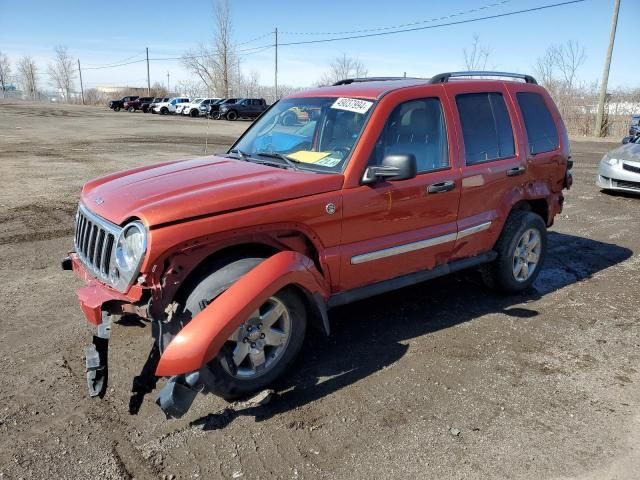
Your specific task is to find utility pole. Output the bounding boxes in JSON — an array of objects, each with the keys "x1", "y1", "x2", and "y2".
[
  {"x1": 166, "y1": 71, "x2": 170, "y2": 93},
  {"x1": 77, "y1": 59, "x2": 85, "y2": 105},
  {"x1": 146, "y1": 47, "x2": 151, "y2": 95},
  {"x1": 274, "y1": 27, "x2": 278, "y2": 101},
  {"x1": 595, "y1": 0, "x2": 621, "y2": 137}
]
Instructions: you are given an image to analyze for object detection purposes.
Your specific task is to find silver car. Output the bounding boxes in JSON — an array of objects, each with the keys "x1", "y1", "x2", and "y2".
[{"x1": 597, "y1": 136, "x2": 640, "y2": 194}]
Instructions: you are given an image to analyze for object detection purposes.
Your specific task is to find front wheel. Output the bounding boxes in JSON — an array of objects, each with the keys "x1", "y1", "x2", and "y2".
[
  {"x1": 190, "y1": 109, "x2": 199, "y2": 117},
  {"x1": 482, "y1": 210, "x2": 547, "y2": 293},
  {"x1": 160, "y1": 107, "x2": 168, "y2": 115},
  {"x1": 128, "y1": 106, "x2": 135, "y2": 112},
  {"x1": 113, "y1": 106, "x2": 120, "y2": 112},
  {"x1": 181, "y1": 257, "x2": 307, "y2": 400},
  {"x1": 225, "y1": 110, "x2": 238, "y2": 121}
]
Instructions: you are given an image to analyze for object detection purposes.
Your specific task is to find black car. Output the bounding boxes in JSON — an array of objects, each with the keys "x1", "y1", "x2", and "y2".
[
  {"x1": 207, "y1": 98, "x2": 238, "y2": 119},
  {"x1": 219, "y1": 98, "x2": 268, "y2": 121},
  {"x1": 108, "y1": 95, "x2": 139, "y2": 112},
  {"x1": 629, "y1": 114, "x2": 640, "y2": 137}
]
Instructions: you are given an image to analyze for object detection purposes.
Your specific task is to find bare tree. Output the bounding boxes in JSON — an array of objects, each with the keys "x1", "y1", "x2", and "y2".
[
  {"x1": 18, "y1": 56, "x2": 39, "y2": 100},
  {"x1": 174, "y1": 79, "x2": 207, "y2": 97},
  {"x1": 0, "y1": 51, "x2": 11, "y2": 98},
  {"x1": 181, "y1": 0, "x2": 238, "y2": 97},
  {"x1": 318, "y1": 54, "x2": 368, "y2": 86},
  {"x1": 463, "y1": 34, "x2": 491, "y2": 71},
  {"x1": 48, "y1": 46, "x2": 77, "y2": 101},
  {"x1": 553, "y1": 40, "x2": 586, "y2": 92}
]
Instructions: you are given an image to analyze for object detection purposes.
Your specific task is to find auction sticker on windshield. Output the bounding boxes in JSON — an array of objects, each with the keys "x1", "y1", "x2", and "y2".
[{"x1": 331, "y1": 97, "x2": 373, "y2": 115}]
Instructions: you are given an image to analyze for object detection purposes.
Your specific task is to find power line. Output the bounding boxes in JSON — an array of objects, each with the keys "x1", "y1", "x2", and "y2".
[
  {"x1": 280, "y1": 0, "x2": 513, "y2": 36},
  {"x1": 278, "y1": 0, "x2": 586, "y2": 46},
  {"x1": 83, "y1": 51, "x2": 146, "y2": 68},
  {"x1": 235, "y1": 31, "x2": 273, "y2": 47},
  {"x1": 83, "y1": 58, "x2": 147, "y2": 70}
]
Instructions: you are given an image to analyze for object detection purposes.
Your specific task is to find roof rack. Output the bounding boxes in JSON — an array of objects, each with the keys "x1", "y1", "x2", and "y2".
[
  {"x1": 332, "y1": 77, "x2": 422, "y2": 86},
  {"x1": 429, "y1": 71, "x2": 537, "y2": 84}
]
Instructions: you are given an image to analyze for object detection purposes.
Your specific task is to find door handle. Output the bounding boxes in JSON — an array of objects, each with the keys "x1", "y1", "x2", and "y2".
[
  {"x1": 507, "y1": 166, "x2": 526, "y2": 176},
  {"x1": 427, "y1": 180, "x2": 455, "y2": 194}
]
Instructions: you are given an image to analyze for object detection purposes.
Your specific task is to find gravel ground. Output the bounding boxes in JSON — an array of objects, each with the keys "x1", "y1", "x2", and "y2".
[{"x1": 0, "y1": 101, "x2": 638, "y2": 480}]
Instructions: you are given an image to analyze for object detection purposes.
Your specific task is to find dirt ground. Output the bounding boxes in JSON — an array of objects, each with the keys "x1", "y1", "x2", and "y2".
[{"x1": 0, "y1": 101, "x2": 638, "y2": 480}]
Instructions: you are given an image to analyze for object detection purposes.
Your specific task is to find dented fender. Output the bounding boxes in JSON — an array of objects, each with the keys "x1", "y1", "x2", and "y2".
[{"x1": 155, "y1": 251, "x2": 329, "y2": 377}]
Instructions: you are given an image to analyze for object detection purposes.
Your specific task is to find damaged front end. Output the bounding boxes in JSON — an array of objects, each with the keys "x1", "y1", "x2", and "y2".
[{"x1": 64, "y1": 250, "x2": 329, "y2": 419}]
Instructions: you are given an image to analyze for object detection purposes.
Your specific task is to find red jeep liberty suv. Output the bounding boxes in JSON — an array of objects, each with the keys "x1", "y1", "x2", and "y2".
[{"x1": 62, "y1": 71, "x2": 572, "y2": 418}]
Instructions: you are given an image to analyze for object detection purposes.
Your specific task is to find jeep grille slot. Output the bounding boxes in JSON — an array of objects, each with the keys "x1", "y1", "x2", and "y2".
[{"x1": 74, "y1": 205, "x2": 122, "y2": 284}]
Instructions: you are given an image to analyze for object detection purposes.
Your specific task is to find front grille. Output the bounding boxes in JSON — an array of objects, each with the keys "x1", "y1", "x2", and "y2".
[
  {"x1": 622, "y1": 163, "x2": 640, "y2": 174},
  {"x1": 74, "y1": 205, "x2": 121, "y2": 283}
]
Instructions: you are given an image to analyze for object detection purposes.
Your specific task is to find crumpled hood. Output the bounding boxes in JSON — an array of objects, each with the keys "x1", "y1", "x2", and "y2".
[
  {"x1": 81, "y1": 155, "x2": 344, "y2": 227},
  {"x1": 604, "y1": 142, "x2": 640, "y2": 163}
]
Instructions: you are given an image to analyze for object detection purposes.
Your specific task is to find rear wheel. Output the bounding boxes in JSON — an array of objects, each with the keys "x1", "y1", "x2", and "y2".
[
  {"x1": 482, "y1": 210, "x2": 547, "y2": 293},
  {"x1": 128, "y1": 106, "x2": 135, "y2": 112},
  {"x1": 160, "y1": 107, "x2": 168, "y2": 115},
  {"x1": 181, "y1": 257, "x2": 307, "y2": 400}
]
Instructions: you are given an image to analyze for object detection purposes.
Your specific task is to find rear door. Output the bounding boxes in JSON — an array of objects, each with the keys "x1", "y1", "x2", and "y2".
[
  {"x1": 446, "y1": 83, "x2": 527, "y2": 259},
  {"x1": 339, "y1": 93, "x2": 461, "y2": 291}
]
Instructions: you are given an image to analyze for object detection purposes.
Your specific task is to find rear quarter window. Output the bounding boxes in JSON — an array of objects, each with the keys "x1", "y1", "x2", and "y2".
[{"x1": 516, "y1": 92, "x2": 559, "y2": 155}]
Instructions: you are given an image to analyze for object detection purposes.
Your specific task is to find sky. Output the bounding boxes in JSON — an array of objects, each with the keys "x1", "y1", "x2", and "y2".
[{"x1": 0, "y1": 0, "x2": 637, "y2": 93}]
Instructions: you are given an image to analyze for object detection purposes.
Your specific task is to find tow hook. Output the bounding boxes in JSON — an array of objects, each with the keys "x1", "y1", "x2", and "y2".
[{"x1": 85, "y1": 314, "x2": 112, "y2": 398}]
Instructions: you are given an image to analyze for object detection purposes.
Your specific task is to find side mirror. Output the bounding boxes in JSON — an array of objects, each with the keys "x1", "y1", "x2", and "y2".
[
  {"x1": 622, "y1": 136, "x2": 632, "y2": 144},
  {"x1": 362, "y1": 154, "x2": 417, "y2": 184}
]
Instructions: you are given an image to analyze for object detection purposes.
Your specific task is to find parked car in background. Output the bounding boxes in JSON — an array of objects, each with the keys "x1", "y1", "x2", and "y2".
[
  {"x1": 183, "y1": 98, "x2": 220, "y2": 117},
  {"x1": 148, "y1": 97, "x2": 170, "y2": 114},
  {"x1": 63, "y1": 71, "x2": 572, "y2": 418},
  {"x1": 176, "y1": 98, "x2": 202, "y2": 115},
  {"x1": 629, "y1": 114, "x2": 640, "y2": 137},
  {"x1": 124, "y1": 96, "x2": 154, "y2": 112},
  {"x1": 208, "y1": 98, "x2": 238, "y2": 119},
  {"x1": 597, "y1": 135, "x2": 640, "y2": 194},
  {"x1": 153, "y1": 97, "x2": 190, "y2": 115},
  {"x1": 139, "y1": 97, "x2": 155, "y2": 113},
  {"x1": 220, "y1": 98, "x2": 268, "y2": 120},
  {"x1": 108, "y1": 95, "x2": 139, "y2": 112}
]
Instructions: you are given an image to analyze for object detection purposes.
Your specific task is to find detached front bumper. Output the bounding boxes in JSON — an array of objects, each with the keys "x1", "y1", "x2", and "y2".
[{"x1": 62, "y1": 253, "x2": 144, "y2": 325}]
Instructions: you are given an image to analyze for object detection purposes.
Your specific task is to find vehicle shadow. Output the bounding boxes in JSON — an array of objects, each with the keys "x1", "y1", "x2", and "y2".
[{"x1": 187, "y1": 231, "x2": 632, "y2": 430}]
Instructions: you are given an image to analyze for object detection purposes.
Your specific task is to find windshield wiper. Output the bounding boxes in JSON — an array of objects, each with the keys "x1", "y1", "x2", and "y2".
[{"x1": 253, "y1": 152, "x2": 301, "y2": 170}]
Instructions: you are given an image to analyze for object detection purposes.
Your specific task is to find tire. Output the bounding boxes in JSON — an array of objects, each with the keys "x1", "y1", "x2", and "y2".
[
  {"x1": 160, "y1": 107, "x2": 168, "y2": 115},
  {"x1": 181, "y1": 257, "x2": 307, "y2": 400},
  {"x1": 481, "y1": 210, "x2": 547, "y2": 293},
  {"x1": 226, "y1": 110, "x2": 238, "y2": 121},
  {"x1": 113, "y1": 106, "x2": 121, "y2": 112},
  {"x1": 190, "y1": 109, "x2": 199, "y2": 117},
  {"x1": 128, "y1": 106, "x2": 135, "y2": 112}
]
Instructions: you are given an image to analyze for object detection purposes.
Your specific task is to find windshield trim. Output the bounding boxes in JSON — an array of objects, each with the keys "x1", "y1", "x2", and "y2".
[{"x1": 228, "y1": 96, "x2": 378, "y2": 174}]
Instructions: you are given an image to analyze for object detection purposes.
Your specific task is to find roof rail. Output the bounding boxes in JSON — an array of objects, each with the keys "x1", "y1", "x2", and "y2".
[
  {"x1": 332, "y1": 77, "x2": 422, "y2": 86},
  {"x1": 429, "y1": 71, "x2": 538, "y2": 85}
]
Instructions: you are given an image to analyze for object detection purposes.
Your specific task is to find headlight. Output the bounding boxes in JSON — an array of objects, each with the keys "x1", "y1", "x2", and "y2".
[
  {"x1": 110, "y1": 221, "x2": 147, "y2": 290},
  {"x1": 115, "y1": 222, "x2": 146, "y2": 272},
  {"x1": 604, "y1": 157, "x2": 620, "y2": 166}
]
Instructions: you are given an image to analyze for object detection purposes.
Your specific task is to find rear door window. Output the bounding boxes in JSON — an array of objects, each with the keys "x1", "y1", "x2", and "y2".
[
  {"x1": 456, "y1": 92, "x2": 515, "y2": 165},
  {"x1": 516, "y1": 92, "x2": 559, "y2": 154}
]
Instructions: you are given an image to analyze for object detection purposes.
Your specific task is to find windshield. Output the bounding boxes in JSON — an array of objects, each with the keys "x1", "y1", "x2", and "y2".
[
  {"x1": 232, "y1": 96, "x2": 374, "y2": 172},
  {"x1": 192, "y1": 98, "x2": 203, "y2": 104},
  {"x1": 632, "y1": 117, "x2": 640, "y2": 126}
]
